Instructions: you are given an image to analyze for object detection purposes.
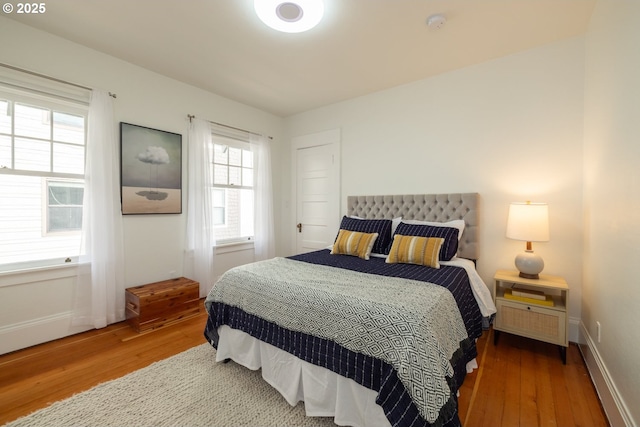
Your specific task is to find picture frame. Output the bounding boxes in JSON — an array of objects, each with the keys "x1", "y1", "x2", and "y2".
[{"x1": 120, "y1": 122, "x2": 182, "y2": 215}]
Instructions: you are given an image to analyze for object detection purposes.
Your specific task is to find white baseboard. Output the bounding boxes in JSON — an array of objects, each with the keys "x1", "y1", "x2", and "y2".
[
  {"x1": 569, "y1": 316, "x2": 580, "y2": 343},
  {"x1": 0, "y1": 311, "x2": 91, "y2": 355},
  {"x1": 578, "y1": 321, "x2": 634, "y2": 427}
]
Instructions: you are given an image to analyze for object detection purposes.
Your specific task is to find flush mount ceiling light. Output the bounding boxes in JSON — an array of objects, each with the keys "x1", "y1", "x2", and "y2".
[{"x1": 254, "y1": 0, "x2": 324, "y2": 33}]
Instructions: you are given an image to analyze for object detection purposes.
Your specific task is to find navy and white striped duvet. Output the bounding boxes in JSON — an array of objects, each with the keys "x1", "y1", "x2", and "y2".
[{"x1": 204, "y1": 250, "x2": 483, "y2": 427}]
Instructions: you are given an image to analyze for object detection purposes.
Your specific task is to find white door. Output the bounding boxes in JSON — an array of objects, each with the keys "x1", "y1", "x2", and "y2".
[{"x1": 292, "y1": 129, "x2": 340, "y2": 255}]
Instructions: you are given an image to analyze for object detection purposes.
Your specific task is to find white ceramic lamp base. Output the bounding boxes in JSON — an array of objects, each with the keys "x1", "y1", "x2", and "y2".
[{"x1": 514, "y1": 250, "x2": 544, "y2": 279}]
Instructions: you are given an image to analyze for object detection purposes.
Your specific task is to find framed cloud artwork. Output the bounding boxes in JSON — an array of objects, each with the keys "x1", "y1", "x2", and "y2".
[{"x1": 120, "y1": 122, "x2": 182, "y2": 214}]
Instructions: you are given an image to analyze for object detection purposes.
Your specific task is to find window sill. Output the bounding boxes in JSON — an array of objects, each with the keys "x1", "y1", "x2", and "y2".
[
  {"x1": 215, "y1": 240, "x2": 254, "y2": 255},
  {"x1": 0, "y1": 261, "x2": 87, "y2": 288}
]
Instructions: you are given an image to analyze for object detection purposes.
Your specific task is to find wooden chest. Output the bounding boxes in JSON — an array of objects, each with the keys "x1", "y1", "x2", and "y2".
[{"x1": 125, "y1": 277, "x2": 200, "y2": 333}]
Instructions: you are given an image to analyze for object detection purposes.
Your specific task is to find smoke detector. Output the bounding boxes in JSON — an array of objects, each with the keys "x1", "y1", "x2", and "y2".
[{"x1": 427, "y1": 14, "x2": 447, "y2": 29}]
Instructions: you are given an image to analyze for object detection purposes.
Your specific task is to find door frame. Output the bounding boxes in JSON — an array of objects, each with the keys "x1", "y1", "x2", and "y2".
[{"x1": 290, "y1": 128, "x2": 341, "y2": 255}]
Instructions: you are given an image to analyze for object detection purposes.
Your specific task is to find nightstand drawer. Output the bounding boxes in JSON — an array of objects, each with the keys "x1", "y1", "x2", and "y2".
[{"x1": 495, "y1": 299, "x2": 567, "y2": 346}]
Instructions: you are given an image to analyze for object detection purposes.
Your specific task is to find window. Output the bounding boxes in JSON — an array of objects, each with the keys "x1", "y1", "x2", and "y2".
[
  {"x1": 211, "y1": 137, "x2": 254, "y2": 243},
  {"x1": 46, "y1": 180, "x2": 84, "y2": 233},
  {"x1": 0, "y1": 92, "x2": 87, "y2": 268},
  {"x1": 212, "y1": 188, "x2": 226, "y2": 226}
]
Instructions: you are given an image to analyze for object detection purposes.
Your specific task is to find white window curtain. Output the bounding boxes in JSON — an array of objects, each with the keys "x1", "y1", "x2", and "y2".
[
  {"x1": 250, "y1": 134, "x2": 275, "y2": 261},
  {"x1": 73, "y1": 90, "x2": 125, "y2": 329},
  {"x1": 184, "y1": 118, "x2": 216, "y2": 297}
]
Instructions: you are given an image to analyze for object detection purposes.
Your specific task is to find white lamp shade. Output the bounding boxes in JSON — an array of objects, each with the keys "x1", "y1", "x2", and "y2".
[{"x1": 506, "y1": 202, "x2": 549, "y2": 242}]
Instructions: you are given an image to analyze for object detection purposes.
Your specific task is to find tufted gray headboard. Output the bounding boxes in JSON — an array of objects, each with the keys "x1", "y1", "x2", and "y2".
[{"x1": 346, "y1": 193, "x2": 479, "y2": 260}]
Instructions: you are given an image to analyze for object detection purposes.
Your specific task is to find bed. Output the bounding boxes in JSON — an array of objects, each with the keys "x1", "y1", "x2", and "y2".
[{"x1": 204, "y1": 193, "x2": 496, "y2": 427}]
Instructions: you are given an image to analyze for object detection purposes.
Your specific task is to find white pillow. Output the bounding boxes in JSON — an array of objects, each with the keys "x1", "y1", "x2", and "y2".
[
  {"x1": 400, "y1": 219, "x2": 465, "y2": 241},
  {"x1": 391, "y1": 217, "x2": 402, "y2": 235}
]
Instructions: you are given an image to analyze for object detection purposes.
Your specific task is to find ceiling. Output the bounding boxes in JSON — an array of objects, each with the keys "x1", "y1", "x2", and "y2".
[{"x1": 8, "y1": 0, "x2": 596, "y2": 117}]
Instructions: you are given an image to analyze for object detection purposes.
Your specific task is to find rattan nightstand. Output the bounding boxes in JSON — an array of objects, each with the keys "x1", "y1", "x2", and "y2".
[{"x1": 493, "y1": 269, "x2": 569, "y2": 364}]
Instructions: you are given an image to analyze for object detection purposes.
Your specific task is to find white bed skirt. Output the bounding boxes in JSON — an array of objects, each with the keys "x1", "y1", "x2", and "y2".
[
  {"x1": 217, "y1": 325, "x2": 390, "y2": 426},
  {"x1": 216, "y1": 326, "x2": 478, "y2": 427}
]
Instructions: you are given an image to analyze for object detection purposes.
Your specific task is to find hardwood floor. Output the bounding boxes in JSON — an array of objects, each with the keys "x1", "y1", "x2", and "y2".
[
  {"x1": 0, "y1": 307, "x2": 208, "y2": 425},
  {"x1": 459, "y1": 331, "x2": 609, "y2": 427},
  {"x1": 0, "y1": 304, "x2": 608, "y2": 427}
]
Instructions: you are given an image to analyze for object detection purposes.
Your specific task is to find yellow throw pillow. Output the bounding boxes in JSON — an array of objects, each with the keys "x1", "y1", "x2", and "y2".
[
  {"x1": 331, "y1": 229, "x2": 379, "y2": 260},
  {"x1": 385, "y1": 234, "x2": 444, "y2": 268}
]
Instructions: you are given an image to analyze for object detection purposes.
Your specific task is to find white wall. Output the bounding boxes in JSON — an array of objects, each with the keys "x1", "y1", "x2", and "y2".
[
  {"x1": 582, "y1": 2, "x2": 640, "y2": 425},
  {"x1": 283, "y1": 37, "x2": 586, "y2": 341},
  {"x1": 0, "y1": 16, "x2": 284, "y2": 354}
]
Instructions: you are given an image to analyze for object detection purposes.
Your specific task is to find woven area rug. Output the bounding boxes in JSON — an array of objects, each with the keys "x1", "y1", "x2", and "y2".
[{"x1": 5, "y1": 343, "x2": 336, "y2": 427}]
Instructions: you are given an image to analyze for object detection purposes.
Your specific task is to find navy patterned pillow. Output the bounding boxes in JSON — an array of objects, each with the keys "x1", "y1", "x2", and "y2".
[
  {"x1": 393, "y1": 222, "x2": 459, "y2": 261},
  {"x1": 338, "y1": 216, "x2": 392, "y2": 255}
]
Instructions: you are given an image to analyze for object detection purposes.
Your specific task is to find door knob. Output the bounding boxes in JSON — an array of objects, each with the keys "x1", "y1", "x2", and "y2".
[{"x1": 297, "y1": 223, "x2": 302, "y2": 233}]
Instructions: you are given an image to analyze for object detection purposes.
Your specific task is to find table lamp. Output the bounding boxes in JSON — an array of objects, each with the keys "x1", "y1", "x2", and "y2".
[{"x1": 506, "y1": 201, "x2": 549, "y2": 279}]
